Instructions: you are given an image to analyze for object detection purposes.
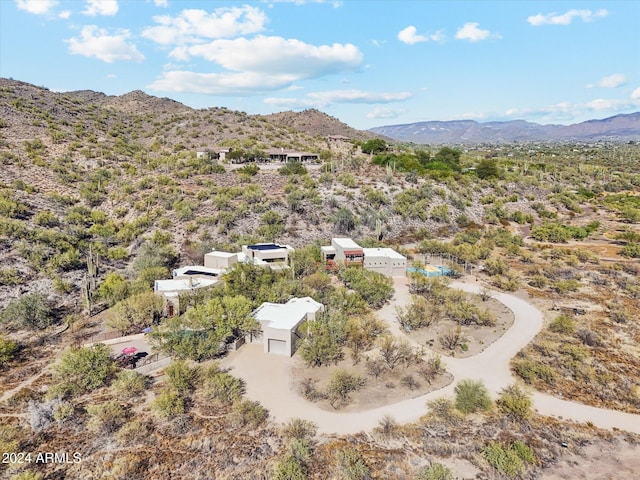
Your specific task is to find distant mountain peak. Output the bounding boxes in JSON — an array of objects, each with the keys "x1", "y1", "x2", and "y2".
[{"x1": 370, "y1": 113, "x2": 640, "y2": 143}]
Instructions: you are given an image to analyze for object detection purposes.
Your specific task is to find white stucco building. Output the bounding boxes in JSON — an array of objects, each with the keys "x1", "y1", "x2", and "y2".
[
  {"x1": 241, "y1": 243, "x2": 294, "y2": 268},
  {"x1": 204, "y1": 250, "x2": 239, "y2": 270},
  {"x1": 154, "y1": 277, "x2": 219, "y2": 317},
  {"x1": 321, "y1": 238, "x2": 364, "y2": 270},
  {"x1": 251, "y1": 297, "x2": 324, "y2": 356},
  {"x1": 363, "y1": 247, "x2": 407, "y2": 277},
  {"x1": 321, "y1": 238, "x2": 407, "y2": 277}
]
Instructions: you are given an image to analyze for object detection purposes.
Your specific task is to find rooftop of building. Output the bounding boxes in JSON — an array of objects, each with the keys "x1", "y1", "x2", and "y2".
[
  {"x1": 154, "y1": 277, "x2": 219, "y2": 293},
  {"x1": 173, "y1": 266, "x2": 225, "y2": 278},
  {"x1": 253, "y1": 297, "x2": 323, "y2": 330},
  {"x1": 332, "y1": 238, "x2": 363, "y2": 250},
  {"x1": 205, "y1": 250, "x2": 237, "y2": 258},
  {"x1": 362, "y1": 247, "x2": 407, "y2": 260}
]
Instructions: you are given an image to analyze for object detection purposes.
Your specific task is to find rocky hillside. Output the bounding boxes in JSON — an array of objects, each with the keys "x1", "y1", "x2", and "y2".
[
  {"x1": 0, "y1": 78, "x2": 366, "y2": 155},
  {"x1": 264, "y1": 108, "x2": 378, "y2": 141}
]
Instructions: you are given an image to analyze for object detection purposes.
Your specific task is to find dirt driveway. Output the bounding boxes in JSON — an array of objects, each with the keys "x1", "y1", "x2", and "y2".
[{"x1": 221, "y1": 277, "x2": 640, "y2": 435}]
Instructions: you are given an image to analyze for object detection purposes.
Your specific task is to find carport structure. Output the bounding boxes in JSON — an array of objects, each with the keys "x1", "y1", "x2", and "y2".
[{"x1": 251, "y1": 297, "x2": 324, "y2": 356}]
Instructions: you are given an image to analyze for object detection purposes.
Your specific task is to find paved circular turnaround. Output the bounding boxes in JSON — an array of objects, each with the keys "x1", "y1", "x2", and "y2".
[{"x1": 221, "y1": 277, "x2": 640, "y2": 435}]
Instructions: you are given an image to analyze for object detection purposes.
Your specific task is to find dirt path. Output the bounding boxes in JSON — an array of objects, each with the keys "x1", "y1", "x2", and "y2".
[
  {"x1": 221, "y1": 277, "x2": 640, "y2": 435},
  {"x1": 0, "y1": 366, "x2": 50, "y2": 404}
]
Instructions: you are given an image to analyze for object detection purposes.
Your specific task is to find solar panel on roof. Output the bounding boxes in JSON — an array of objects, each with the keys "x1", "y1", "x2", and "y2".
[{"x1": 247, "y1": 243, "x2": 283, "y2": 250}]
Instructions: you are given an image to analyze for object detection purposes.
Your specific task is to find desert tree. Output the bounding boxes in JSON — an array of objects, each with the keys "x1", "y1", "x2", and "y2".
[{"x1": 50, "y1": 344, "x2": 117, "y2": 398}]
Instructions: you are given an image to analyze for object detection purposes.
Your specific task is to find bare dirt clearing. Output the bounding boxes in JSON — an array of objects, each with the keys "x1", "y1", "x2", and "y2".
[
  {"x1": 406, "y1": 293, "x2": 514, "y2": 357},
  {"x1": 291, "y1": 354, "x2": 453, "y2": 412}
]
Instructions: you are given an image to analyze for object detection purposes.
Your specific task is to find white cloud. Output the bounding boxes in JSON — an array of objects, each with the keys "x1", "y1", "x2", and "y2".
[
  {"x1": 153, "y1": 0, "x2": 168, "y2": 6},
  {"x1": 262, "y1": 0, "x2": 342, "y2": 6},
  {"x1": 309, "y1": 89, "x2": 412, "y2": 104},
  {"x1": 527, "y1": 9, "x2": 608, "y2": 26},
  {"x1": 67, "y1": 25, "x2": 144, "y2": 63},
  {"x1": 59, "y1": 10, "x2": 71, "y2": 19},
  {"x1": 587, "y1": 73, "x2": 627, "y2": 89},
  {"x1": 264, "y1": 89, "x2": 412, "y2": 109},
  {"x1": 83, "y1": 0, "x2": 119, "y2": 16},
  {"x1": 398, "y1": 26, "x2": 445, "y2": 45},
  {"x1": 455, "y1": 22, "x2": 498, "y2": 42},
  {"x1": 586, "y1": 98, "x2": 623, "y2": 111},
  {"x1": 398, "y1": 26, "x2": 427, "y2": 45},
  {"x1": 366, "y1": 107, "x2": 406, "y2": 119},
  {"x1": 170, "y1": 36, "x2": 362, "y2": 78},
  {"x1": 451, "y1": 111, "x2": 488, "y2": 120},
  {"x1": 142, "y1": 6, "x2": 267, "y2": 45},
  {"x1": 631, "y1": 87, "x2": 640, "y2": 100},
  {"x1": 505, "y1": 95, "x2": 640, "y2": 122},
  {"x1": 148, "y1": 71, "x2": 298, "y2": 95},
  {"x1": 15, "y1": 0, "x2": 58, "y2": 15}
]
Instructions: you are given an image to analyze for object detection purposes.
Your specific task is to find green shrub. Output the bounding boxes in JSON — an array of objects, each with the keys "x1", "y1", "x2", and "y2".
[
  {"x1": 549, "y1": 314, "x2": 576, "y2": 334},
  {"x1": 337, "y1": 172, "x2": 358, "y2": 187},
  {"x1": 165, "y1": 360, "x2": 198, "y2": 395},
  {"x1": 513, "y1": 359, "x2": 557, "y2": 385},
  {"x1": 273, "y1": 454, "x2": 308, "y2": 480},
  {"x1": 98, "y1": 272, "x2": 130, "y2": 305},
  {"x1": 203, "y1": 369, "x2": 244, "y2": 405},
  {"x1": 415, "y1": 463, "x2": 454, "y2": 480},
  {"x1": 51, "y1": 344, "x2": 117, "y2": 398},
  {"x1": 279, "y1": 162, "x2": 307, "y2": 175},
  {"x1": 152, "y1": 388, "x2": 185, "y2": 419},
  {"x1": 334, "y1": 446, "x2": 370, "y2": 480},
  {"x1": 231, "y1": 399, "x2": 269, "y2": 427},
  {"x1": 496, "y1": 383, "x2": 532, "y2": 422},
  {"x1": 552, "y1": 279, "x2": 580, "y2": 294},
  {"x1": 86, "y1": 401, "x2": 128, "y2": 433},
  {"x1": 108, "y1": 291, "x2": 164, "y2": 334},
  {"x1": 1, "y1": 293, "x2": 55, "y2": 330},
  {"x1": 34, "y1": 211, "x2": 59, "y2": 227},
  {"x1": 454, "y1": 379, "x2": 492, "y2": 414},
  {"x1": 326, "y1": 369, "x2": 366, "y2": 409},
  {"x1": 281, "y1": 418, "x2": 318, "y2": 442},
  {"x1": 483, "y1": 441, "x2": 523, "y2": 477},
  {"x1": 0, "y1": 335, "x2": 20, "y2": 368},
  {"x1": 111, "y1": 370, "x2": 148, "y2": 398},
  {"x1": 0, "y1": 267, "x2": 22, "y2": 286},
  {"x1": 621, "y1": 243, "x2": 640, "y2": 258},
  {"x1": 483, "y1": 440, "x2": 535, "y2": 477},
  {"x1": 237, "y1": 163, "x2": 259, "y2": 176}
]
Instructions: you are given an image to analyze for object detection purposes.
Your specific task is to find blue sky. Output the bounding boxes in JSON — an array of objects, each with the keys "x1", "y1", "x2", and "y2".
[{"x1": 1, "y1": 0, "x2": 639, "y2": 129}]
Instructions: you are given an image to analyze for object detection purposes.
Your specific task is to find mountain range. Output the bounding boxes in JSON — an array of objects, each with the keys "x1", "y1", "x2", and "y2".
[{"x1": 369, "y1": 113, "x2": 640, "y2": 144}]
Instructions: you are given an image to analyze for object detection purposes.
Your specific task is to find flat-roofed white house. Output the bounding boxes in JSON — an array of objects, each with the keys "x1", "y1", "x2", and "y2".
[
  {"x1": 321, "y1": 238, "x2": 406, "y2": 277},
  {"x1": 321, "y1": 237, "x2": 365, "y2": 270},
  {"x1": 241, "y1": 243, "x2": 294, "y2": 268},
  {"x1": 173, "y1": 265, "x2": 225, "y2": 280},
  {"x1": 154, "y1": 277, "x2": 219, "y2": 317},
  {"x1": 204, "y1": 250, "x2": 239, "y2": 270},
  {"x1": 267, "y1": 149, "x2": 319, "y2": 162},
  {"x1": 251, "y1": 297, "x2": 324, "y2": 356},
  {"x1": 363, "y1": 247, "x2": 407, "y2": 277},
  {"x1": 196, "y1": 147, "x2": 233, "y2": 162}
]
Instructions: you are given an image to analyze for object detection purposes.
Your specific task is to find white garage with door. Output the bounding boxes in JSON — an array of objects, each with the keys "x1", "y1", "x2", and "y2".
[
  {"x1": 251, "y1": 297, "x2": 324, "y2": 356},
  {"x1": 268, "y1": 339, "x2": 287, "y2": 355}
]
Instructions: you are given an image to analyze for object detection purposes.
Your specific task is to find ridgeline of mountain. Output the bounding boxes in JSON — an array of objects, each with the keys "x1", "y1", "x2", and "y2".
[
  {"x1": 263, "y1": 108, "x2": 377, "y2": 141},
  {"x1": 0, "y1": 78, "x2": 366, "y2": 152},
  {"x1": 370, "y1": 113, "x2": 640, "y2": 144}
]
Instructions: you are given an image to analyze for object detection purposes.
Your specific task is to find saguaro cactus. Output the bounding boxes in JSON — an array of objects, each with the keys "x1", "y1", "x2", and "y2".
[{"x1": 82, "y1": 246, "x2": 100, "y2": 315}]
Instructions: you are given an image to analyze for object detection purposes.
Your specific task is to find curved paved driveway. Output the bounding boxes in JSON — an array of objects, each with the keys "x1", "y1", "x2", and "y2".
[{"x1": 221, "y1": 278, "x2": 640, "y2": 435}]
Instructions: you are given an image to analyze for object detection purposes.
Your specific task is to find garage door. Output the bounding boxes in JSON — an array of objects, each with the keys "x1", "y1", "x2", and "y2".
[{"x1": 268, "y1": 339, "x2": 288, "y2": 355}]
